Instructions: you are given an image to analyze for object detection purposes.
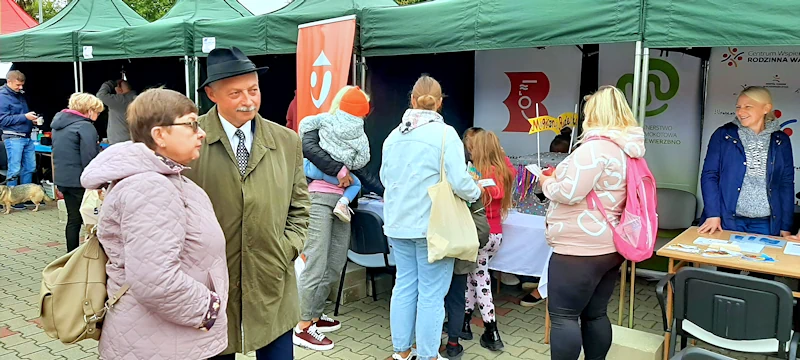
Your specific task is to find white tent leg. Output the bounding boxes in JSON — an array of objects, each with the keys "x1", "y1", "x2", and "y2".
[
  {"x1": 637, "y1": 48, "x2": 650, "y2": 126},
  {"x1": 194, "y1": 57, "x2": 200, "y2": 105},
  {"x1": 73, "y1": 61, "x2": 79, "y2": 93},
  {"x1": 184, "y1": 56, "x2": 190, "y2": 98},
  {"x1": 631, "y1": 41, "x2": 642, "y2": 115},
  {"x1": 78, "y1": 61, "x2": 84, "y2": 93},
  {"x1": 352, "y1": 54, "x2": 357, "y2": 86},
  {"x1": 360, "y1": 56, "x2": 366, "y2": 89}
]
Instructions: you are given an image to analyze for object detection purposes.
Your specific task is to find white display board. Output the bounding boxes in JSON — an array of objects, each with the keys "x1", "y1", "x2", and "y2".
[
  {"x1": 474, "y1": 47, "x2": 582, "y2": 157},
  {"x1": 599, "y1": 44, "x2": 704, "y2": 194},
  {"x1": 702, "y1": 46, "x2": 800, "y2": 205}
]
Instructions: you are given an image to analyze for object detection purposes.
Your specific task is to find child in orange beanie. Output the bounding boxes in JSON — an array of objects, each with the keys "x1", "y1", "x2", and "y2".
[{"x1": 299, "y1": 86, "x2": 371, "y2": 222}]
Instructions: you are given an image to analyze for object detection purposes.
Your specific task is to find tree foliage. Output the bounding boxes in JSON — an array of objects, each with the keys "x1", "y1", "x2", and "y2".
[
  {"x1": 121, "y1": 0, "x2": 177, "y2": 22},
  {"x1": 15, "y1": 0, "x2": 64, "y2": 23},
  {"x1": 16, "y1": 0, "x2": 178, "y2": 23},
  {"x1": 17, "y1": 0, "x2": 427, "y2": 24}
]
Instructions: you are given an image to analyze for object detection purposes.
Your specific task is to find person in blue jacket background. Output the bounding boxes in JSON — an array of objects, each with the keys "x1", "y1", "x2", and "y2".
[
  {"x1": 699, "y1": 86, "x2": 794, "y2": 237},
  {"x1": 0, "y1": 70, "x2": 37, "y2": 192}
]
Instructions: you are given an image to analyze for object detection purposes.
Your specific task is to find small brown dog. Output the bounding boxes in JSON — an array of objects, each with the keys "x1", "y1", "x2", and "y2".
[{"x1": 0, "y1": 184, "x2": 53, "y2": 214}]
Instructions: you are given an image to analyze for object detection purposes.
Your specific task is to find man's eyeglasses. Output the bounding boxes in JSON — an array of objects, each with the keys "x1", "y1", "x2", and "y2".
[{"x1": 169, "y1": 121, "x2": 201, "y2": 133}]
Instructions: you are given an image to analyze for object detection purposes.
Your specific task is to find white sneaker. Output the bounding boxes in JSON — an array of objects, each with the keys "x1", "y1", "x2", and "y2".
[
  {"x1": 392, "y1": 348, "x2": 418, "y2": 360},
  {"x1": 500, "y1": 273, "x2": 520, "y2": 286},
  {"x1": 521, "y1": 282, "x2": 539, "y2": 291},
  {"x1": 333, "y1": 202, "x2": 353, "y2": 223}
]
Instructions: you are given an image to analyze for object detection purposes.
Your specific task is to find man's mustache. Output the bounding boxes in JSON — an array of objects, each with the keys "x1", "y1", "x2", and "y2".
[{"x1": 236, "y1": 106, "x2": 256, "y2": 112}]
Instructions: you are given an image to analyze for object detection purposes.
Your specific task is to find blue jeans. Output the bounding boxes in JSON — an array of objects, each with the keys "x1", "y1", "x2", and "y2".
[
  {"x1": 733, "y1": 216, "x2": 773, "y2": 236},
  {"x1": 303, "y1": 159, "x2": 361, "y2": 202},
  {"x1": 3, "y1": 137, "x2": 36, "y2": 186},
  {"x1": 389, "y1": 237, "x2": 454, "y2": 360}
]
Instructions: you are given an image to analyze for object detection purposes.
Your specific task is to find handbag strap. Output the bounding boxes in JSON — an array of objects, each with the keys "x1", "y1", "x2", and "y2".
[
  {"x1": 439, "y1": 128, "x2": 447, "y2": 182},
  {"x1": 106, "y1": 284, "x2": 130, "y2": 307}
]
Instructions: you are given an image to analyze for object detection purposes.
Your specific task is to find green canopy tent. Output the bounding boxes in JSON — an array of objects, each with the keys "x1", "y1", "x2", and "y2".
[
  {"x1": 636, "y1": 0, "x2": 800, "y2": 128},
  {"x1": 359, "y1": 0, "x2": 646, "y2": 120},
  {"x1": 360, "y1": 0, "x2": 642, "y2": 56},
  {"x1": 644, "y1": 0, "x2": 800, "y2": 48},
  {"x1": 0, "y1": 0, "x2": 147, "y2": 91},
  {"x1": 192, "y1": 0, "x2": 397, "y2": 116},
  {"x1": 265, "y1": 0, "x2": 398, "y2": 54},
  {"x1": 356, "y1": 0, "x2": 644, "y2": 206},
  {"x1": 78, "y1": 0, "x2": 252, "y2": 101},
  {"x1": 193, "y1": 0, "x2": 398, "y2": 57}
]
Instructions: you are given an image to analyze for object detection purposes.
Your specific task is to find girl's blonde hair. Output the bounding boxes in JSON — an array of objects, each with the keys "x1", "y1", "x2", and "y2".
[
  {"x1": 411, "y1": 75, "x2": 443, "y2": 111},
  {"x1": 328, "y1": 86, "x2": 370, "y2": 114},
  {"x1": 68, "y1": 93, "x2": 105, "y2": 116},
  {"x1": 581, "y1": 85, "x2": 638, "y2": 134},
  {"x1": 739, "y1": 86, "x2": 776, "y2": 122},
  {"x1": 463, "y1": 128, "x2": 514, "y2": 220}
]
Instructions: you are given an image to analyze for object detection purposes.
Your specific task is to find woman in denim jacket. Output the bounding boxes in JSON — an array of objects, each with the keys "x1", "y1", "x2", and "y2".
[{"x1": 699, "y1": 86, "x2": 794, "y2": 237}]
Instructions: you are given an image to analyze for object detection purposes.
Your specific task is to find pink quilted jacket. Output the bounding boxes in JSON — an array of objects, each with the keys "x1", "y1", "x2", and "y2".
[{"x1": 81, "y1": 142, "x2": 229, "y2": 360}]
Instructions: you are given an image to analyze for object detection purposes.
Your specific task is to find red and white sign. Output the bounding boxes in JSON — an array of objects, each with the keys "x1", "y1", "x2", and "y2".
[
  {"x1": 295, "y1": 15, "x2": 356, "y2": 132},
  {"x1": 474, "y1": 47, "x2": 582, "y2": 156}
]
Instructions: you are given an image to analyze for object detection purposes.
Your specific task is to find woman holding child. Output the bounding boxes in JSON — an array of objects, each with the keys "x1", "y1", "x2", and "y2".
[{"x1": 293, "y1": 86, "x2": 373, "y2": 351}]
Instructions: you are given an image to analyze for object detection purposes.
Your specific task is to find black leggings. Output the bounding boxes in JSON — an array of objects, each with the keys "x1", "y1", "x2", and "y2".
[
  {"x1": 60, "y1": 187, "x2": 85, "y2": 253},
  {"x1": 548, "y1": 252, "x2": 624, "y2": 360}
]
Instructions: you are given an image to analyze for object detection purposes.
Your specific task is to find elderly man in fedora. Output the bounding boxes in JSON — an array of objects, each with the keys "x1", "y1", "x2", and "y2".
[{"x1": 184, "y1": 47, "x2": 310, "y2": 360}]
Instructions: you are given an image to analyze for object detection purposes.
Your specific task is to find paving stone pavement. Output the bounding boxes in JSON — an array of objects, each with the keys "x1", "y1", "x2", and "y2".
[{"x1": 0, "y1": 207, "x2": 782, "y2": 359}]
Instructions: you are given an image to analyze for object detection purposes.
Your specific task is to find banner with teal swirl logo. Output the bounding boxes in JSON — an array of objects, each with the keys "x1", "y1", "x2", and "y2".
[
  {"x1": 599, "y1": 43, "x2": 703, "y2": 195},
  {"x1": 616, "y1": 59, "x2": 680, "y2": 117}
]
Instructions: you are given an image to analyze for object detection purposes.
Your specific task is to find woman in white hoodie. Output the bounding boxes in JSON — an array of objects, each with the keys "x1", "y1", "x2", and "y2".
[
  {"x1": 381, "y1": 75, "x2": 481, "y2": 360},
  {"x1": 538, "y1": 86, "x2": 646, "y2": 360}
]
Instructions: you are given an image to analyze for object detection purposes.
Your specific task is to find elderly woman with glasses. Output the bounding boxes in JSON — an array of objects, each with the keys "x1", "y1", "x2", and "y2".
[{"x1": 80, "y1": 88, "x2": 230, "y2": 359}]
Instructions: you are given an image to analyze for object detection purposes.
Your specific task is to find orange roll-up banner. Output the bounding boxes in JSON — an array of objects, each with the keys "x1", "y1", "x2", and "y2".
[{"x1": 295, "y1": 15, "x2": 356, "y2": 133}]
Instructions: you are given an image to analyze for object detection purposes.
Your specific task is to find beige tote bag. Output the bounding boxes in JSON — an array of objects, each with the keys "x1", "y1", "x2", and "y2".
[{"x1": 426, "y1": 129, "x2": 479, "y2": 263}]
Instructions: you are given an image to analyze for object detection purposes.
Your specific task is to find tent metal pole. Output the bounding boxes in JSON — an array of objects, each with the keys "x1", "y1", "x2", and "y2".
[
  {"x1": 360, "y1": 56, "x2": 366, "y2": 90},
  {"x1": 73, "y1": 61, "x2": 79, "y2": 93},
  {"x1": 631, "y1": 41, "x2": 642, "y2": 116},
  {"x1": 184, "y1": 56, "x2": 190, "y2": 98},
  {"x1": 352, "y1": 54, "x2": 357, "y2": 85},
  {"x1": 637, "y1": 48, "x2": 650, "y2": 126},
  {"x1": 194, "y1": 57, "x2": 200, "y2": 105},
  {"x1": 78, "y1": 61, "x2": 84, "y2": 93}
]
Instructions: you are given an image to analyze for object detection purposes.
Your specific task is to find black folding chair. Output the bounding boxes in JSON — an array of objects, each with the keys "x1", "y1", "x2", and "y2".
[
  {"x1": 334, "y1": 209, "x2": 395, "y2": 316},
  {"x1": 656, "y1": 267, "x2": 799, "y2": 359}
]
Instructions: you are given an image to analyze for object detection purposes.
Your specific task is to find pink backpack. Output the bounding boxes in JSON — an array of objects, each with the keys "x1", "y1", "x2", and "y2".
[{"x1": 585, "y1": 138, "x2": 658, "y2": 262}]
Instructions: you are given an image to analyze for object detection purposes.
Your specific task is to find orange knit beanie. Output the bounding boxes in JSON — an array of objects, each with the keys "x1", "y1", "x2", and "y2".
[{"x1": 338, "y1": 87, "x2": 370, "y2": 117}]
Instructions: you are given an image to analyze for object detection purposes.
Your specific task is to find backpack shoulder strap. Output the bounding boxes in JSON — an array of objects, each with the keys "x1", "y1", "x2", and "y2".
[{"x1": 587, "y1": 190, "x2": 621, "y2": 237}]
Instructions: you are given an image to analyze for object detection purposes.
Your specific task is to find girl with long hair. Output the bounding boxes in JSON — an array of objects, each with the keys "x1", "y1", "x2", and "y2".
[{"x1": 460, "y1": 128, "x2": 516, "y2": 351}]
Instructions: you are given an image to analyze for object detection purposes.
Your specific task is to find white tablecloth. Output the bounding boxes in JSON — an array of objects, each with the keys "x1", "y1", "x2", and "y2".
[
  {"x1": 491, "y1": 211, "x2": 553, "y2": 298},
  {"x1": 357, "y1": 199, "x2": 553, "y2": 297}
]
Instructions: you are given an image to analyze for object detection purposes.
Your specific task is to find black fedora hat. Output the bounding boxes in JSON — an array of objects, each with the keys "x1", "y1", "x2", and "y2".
[{"x1": 200, "y1": 47, "x2": 269, "y2": 89}]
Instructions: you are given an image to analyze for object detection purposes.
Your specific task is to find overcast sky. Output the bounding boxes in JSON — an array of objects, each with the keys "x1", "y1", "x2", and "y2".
[{"x1": 238, "y1": 0, "x2": 293, "y2": 15}]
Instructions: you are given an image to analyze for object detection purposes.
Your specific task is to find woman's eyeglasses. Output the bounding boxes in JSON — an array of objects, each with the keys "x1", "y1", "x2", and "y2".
[{"x1": 169, "y1": 121, "x2": 200, "y2": 133}]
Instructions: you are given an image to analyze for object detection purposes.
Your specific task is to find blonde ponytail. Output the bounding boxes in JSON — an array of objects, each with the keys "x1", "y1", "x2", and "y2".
[{"x1": 411, "y1": 75, "x2": 443, "y2": 111}]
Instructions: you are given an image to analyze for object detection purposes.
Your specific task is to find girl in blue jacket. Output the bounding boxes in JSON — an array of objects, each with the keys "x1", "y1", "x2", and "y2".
[{"x1": 699, "y1": 86, "x2": 794, "y2": 237}]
